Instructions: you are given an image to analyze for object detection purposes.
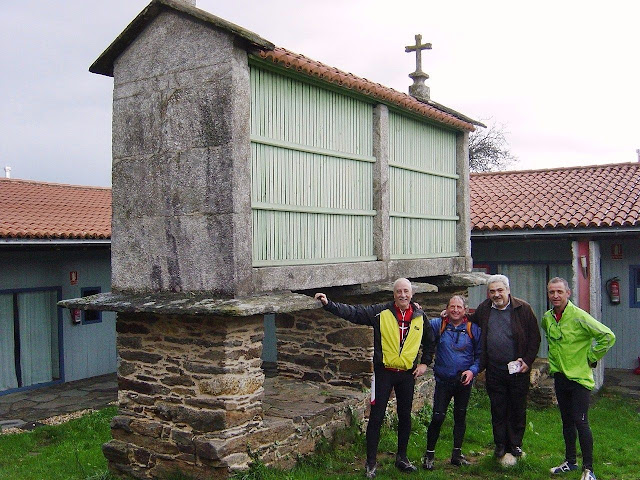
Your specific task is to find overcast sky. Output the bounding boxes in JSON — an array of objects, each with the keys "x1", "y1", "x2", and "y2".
[{"x1": 2, "y1": 0, "x2": 638, "y2": 187}]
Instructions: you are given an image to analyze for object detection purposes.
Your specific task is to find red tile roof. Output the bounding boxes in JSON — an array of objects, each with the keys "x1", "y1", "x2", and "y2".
[
  {"x1": 257, "y1": 47, "x2": 477, "y2": 132},
  {"x1": 0, "y1": 178, "x2": 111, "y2": 240},
  {"x1": 471, "y1": 162, "x2": 640, "y2": 232}
]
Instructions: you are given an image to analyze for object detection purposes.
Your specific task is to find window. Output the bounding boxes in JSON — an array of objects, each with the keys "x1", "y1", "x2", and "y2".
[
  {"x1": 81, "y1": 287, "x2": 102, "y2": 324},
  {"x1": 0, "y1": 288, "x2": 62, "y2": 391},
  {"x1": 629, "y1": 266, "x2": 640, "y2": 308}
]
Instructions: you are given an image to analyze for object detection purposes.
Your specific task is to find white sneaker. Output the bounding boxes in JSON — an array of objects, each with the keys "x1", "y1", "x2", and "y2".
[
  {"x1": 580, "y1": 469, "x2": 597, "y2": 480},
  {"x1": 550, "y1": 461, "x2": 579, "y2": 474}
]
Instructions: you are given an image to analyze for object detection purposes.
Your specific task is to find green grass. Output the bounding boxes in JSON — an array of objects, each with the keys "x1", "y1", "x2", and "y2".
[
  {"x1": 0, "y1": 406, "x2": 118, "y2": 480},
  {"x1": 233, "y1": 388, "x2": 640, "y2": 480},
  {"x1": 1, "y1": 389, "x2": 638, "y2": 480}
]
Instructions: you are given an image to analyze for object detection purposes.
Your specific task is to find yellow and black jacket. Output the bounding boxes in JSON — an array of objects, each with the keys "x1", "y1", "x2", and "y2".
[{"x1": 324, "y1": 300, "x2": 435, "y2": 370}]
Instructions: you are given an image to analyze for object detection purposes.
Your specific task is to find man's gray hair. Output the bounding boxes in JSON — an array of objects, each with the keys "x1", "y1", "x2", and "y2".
[
  {"x1": 393, "y1": 278, "x2": 413, "y2": 291},
  {"x1": 548, "y1": 277, "x2": 570, "y2": 290},
  {"x1": 448, "y1": 295, "x2": 468, "y2": 308},
  {"x1": 487, "y1": 274, "x2": 510, "y2": 290}
]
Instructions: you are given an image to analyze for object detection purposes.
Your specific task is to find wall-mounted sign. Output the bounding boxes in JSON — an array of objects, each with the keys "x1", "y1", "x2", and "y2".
[
  {"x1": 70, "y1": 271, "x2": 78, "y2": 285},
  {"x1": 611, "y1": 244, "x2": 623, "y2": 260}
]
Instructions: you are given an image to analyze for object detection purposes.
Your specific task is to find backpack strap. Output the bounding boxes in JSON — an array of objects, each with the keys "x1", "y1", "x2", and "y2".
[
  {"x1": 440, "y1": 317, "x2": 473, "y2": 339},
  {"x1": 439, "y1": 318, "x2": 449, "y2": 336}
]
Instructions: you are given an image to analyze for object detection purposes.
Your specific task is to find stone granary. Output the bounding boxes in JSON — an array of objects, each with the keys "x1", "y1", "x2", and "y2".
[{"x1": 62, "y1": 0, "x2": 482, "y2": 478}]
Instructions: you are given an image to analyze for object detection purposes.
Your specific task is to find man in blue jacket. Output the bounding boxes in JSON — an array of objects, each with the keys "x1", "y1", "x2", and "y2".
[
  {"x1": 422, "y1": 295, "x2": 481, "y2": 470},
  {"x1": 315, "y1": 278, "x2": 435, "y2": 478}
]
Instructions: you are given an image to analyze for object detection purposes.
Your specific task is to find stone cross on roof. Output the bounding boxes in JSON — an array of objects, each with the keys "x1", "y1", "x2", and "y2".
[{"x1": 405, "y1": 34, "x2": 432, "y2": 102}]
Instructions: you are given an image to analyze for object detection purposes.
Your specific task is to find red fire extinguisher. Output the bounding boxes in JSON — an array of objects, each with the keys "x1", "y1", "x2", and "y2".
[{"x1": 605, "y1": 277, "x2": 620, "y2": 305}]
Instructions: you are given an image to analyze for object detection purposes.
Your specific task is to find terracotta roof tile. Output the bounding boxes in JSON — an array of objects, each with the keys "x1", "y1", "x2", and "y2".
[
  {"x1": 256, "y1": 47, "x2": 476, "y2": 132},
  {"x1": 471, "y1": 163, "x2": 640, "y2": 232},
  {"x1": 0, "y1": 178, "x2": 111, "y2": 240}
]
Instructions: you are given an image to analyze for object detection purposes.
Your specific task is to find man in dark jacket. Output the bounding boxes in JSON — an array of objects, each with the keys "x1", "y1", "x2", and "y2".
[
  {"x1": 315, "y1": 278, "x2": 435, "y2": 479},
  {"x1": 470, "y1": 274, "x2": 541, "y2": 460}
]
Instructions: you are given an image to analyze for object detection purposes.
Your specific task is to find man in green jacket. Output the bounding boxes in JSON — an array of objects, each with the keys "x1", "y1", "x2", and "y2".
[{"x1": 542, "y1": 277, "x2": 616, "y2": 480}]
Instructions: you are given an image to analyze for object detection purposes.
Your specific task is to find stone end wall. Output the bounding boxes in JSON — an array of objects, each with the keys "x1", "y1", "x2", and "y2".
[{"x1": 110, "y1": 10, "x2": 252, "y2": 296}]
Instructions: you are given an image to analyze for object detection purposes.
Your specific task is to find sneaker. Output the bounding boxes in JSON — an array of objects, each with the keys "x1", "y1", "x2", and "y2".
[
  {"x1": 395, "y1": 455, "x2": 417, "y2": 473},
  {"x1": 364, "y1": 461, "x2": 377, "y2": 478},
  {"x1": 451, "y1": 451, "x2": 471, "y2": 466},
  {"x1": 422, "y1": 450, "x2": 435, "y2": 470},
  {"x1": 494, "y1": 444, "x2": 506, "y2": 458},
  {"x1": 580, "y1": 469, "x2": 597, "y2": 480},
  {"x1": 550, "y1": 460, "x2": 579, "y2": 474},
  {"x1": 510, "y1": 446, "x2": 524, "y2": 457}
]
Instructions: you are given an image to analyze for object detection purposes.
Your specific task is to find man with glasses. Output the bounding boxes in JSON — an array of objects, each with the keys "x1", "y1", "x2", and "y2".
[
  {"x1": 543, "y1": 277, "x2": 615, "y2": 480},
  {"x1": 470, "y1": 274, "x2": 541, "y2": 461}
]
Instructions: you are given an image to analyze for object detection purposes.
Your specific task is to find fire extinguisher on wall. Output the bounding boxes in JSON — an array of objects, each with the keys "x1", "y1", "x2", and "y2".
[{"x1": 605, "y1": 277, "x2": 621, "y2": 305}]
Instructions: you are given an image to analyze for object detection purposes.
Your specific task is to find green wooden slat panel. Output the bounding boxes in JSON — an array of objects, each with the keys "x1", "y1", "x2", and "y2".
[
  {"x1": 388, "y1": 112, "x2": 458, "y2": 257},
  {"x1": 250, "y1": 68, "x2": 373, "y2": 155},
  {"x1": 390, "y1": 217, "x2": 458, "y2": 258},
  {"x1": 252, "y1": 210, "x2": 375, "y2": 266},
  {"x1": 250, "y1": 67, "x2": 375, "y2": 267}
]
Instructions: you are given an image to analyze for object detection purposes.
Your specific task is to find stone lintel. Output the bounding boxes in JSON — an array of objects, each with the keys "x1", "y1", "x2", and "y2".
[
  {"x1": 425, "y1": 271, "x2": 489, "y2": 288},
  {"x1": 342, "y1": 281, "x2": 437, "y2": 296},
  {"x1": 58, "y1": 291, "x2": 317, "y2": 316}
]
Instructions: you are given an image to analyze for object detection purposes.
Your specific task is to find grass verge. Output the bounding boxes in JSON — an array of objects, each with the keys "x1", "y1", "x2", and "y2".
[{"x1": 1, "y1": 388, "x2": 638, "y2": 480}]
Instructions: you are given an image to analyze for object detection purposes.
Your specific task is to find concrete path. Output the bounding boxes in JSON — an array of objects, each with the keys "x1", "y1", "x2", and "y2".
[
  {"x1": 602, "y1": 368, "x2": 640, "y2": 400},
  {"x1": 0, "y1": 373, "x2": 117, "y2": 431}
]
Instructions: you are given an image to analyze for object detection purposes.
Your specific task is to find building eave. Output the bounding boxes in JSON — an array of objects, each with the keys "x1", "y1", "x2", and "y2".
[
  {"x1": 471, "y1": 226, "x2": 640, "y2": 240},
  {"x1": 0, "y1": 239, "x2": 112, "y2": 247}
]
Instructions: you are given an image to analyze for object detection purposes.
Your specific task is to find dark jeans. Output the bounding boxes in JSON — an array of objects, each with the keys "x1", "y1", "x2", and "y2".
[
  {"x1": 426, "y1": 378, "x2": 472, "y2": 451},
  {"x1": 367, "y1": 368, "x2": 415, "y2": 464},
  {"x1": 554, "y1": 372, "x2": 593, "y2": 470},
  {"x1": 485, "y1": 366, "x2": 530, "y2": 449}
]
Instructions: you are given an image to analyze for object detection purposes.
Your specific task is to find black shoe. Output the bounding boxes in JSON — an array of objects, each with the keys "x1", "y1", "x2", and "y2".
[
  {"x1": 511, "y1": 446, "x2": 523, "y2": 457},
  {"x1": 395, "y1": 455, "x2": 417, "y2": 473},
  {"x1": 451, "y1": 448, "x2": 471, "y2": 466},
  {"x1": 422, "y1": 450, "x2": 435, "y2": 470},
  {"x1": 364, "y1": 461, "x2": 377, "y2": 478},
  {"x1": 494, "y1": 444, "x2": 506, "y2": 458}
]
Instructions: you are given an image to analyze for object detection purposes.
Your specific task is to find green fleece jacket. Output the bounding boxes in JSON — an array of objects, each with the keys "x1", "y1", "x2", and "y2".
[{"x1": 541, "y1": 301, "x2": 616, "y2": 390}]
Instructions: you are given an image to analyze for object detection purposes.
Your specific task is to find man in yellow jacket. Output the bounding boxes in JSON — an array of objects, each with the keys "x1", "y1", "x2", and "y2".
[
  {"x1": 542, "y1": 277, "x2": 616, "y2": 480},
  {"x1": 315, "y1": 278, "x2": 435, "y2": 478}
]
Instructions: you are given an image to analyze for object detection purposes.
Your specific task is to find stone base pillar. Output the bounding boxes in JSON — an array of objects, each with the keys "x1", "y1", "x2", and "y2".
[
  {"x1": 104, "y1": 312, "x2": 264, "y2": 479},
  {"x1": 276, "y1": 309, "x2": 373, "y2": 387}
]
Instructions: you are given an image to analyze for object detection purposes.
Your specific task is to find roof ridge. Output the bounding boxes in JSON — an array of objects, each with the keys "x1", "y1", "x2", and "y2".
[
  {"x1": 256, "y1": 46, "x2": 480, "y2": 131},
  {"x1": 0, "y1": 177, "x2": 111, "y2": 190},
  {"x1": 471, "y1": 161, "x2": 640, "y2": 177}
]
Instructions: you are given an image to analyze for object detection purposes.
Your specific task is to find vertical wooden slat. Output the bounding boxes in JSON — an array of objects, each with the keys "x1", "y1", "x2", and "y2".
[{"x1": 250, "y1": 67, "x2": 375, "y2": 266}]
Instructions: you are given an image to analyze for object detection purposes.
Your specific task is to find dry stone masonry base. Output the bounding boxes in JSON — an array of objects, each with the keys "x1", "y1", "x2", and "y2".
[{"x1": 105, "y1": 312, "x2": 265, "y2": 478}]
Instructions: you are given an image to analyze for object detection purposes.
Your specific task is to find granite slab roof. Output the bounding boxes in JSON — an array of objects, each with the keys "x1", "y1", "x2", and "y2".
[
  {"x1": 0, "y1": 178, "x2": 111, "y2": 240},
  {"x1": 471, "y1": 162, "x2": 640, "y2": 232}
]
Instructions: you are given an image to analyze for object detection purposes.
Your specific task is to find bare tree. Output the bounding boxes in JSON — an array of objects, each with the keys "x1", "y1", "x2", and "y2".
[{"x1": 468, "y1": 121, "x2": 516, "y2": 172}]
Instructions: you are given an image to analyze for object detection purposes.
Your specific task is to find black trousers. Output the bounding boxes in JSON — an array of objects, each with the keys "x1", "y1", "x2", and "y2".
[
  {"x1": 485, "y1": 366, "x2": 530, "y2": 449},
  {"x1": 554, "y1": 372, "x2": 593, "y2": 470},
  {"x1": 367, "y1": 368, "x2": 415, "y2": 464},
  {"x1": 426, "y1": 378, "x2": 472, "y2": 451}
]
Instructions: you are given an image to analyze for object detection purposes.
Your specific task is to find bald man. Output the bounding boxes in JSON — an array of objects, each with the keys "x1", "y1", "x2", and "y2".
[{"x1": 315, "y1": 278, "x2": 435, "y2": 478}]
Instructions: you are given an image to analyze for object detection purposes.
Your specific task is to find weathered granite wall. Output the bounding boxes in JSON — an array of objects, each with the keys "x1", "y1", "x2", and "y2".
[{"x1": 110, "y1": 9, "x2": 254, "y2": 296}]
